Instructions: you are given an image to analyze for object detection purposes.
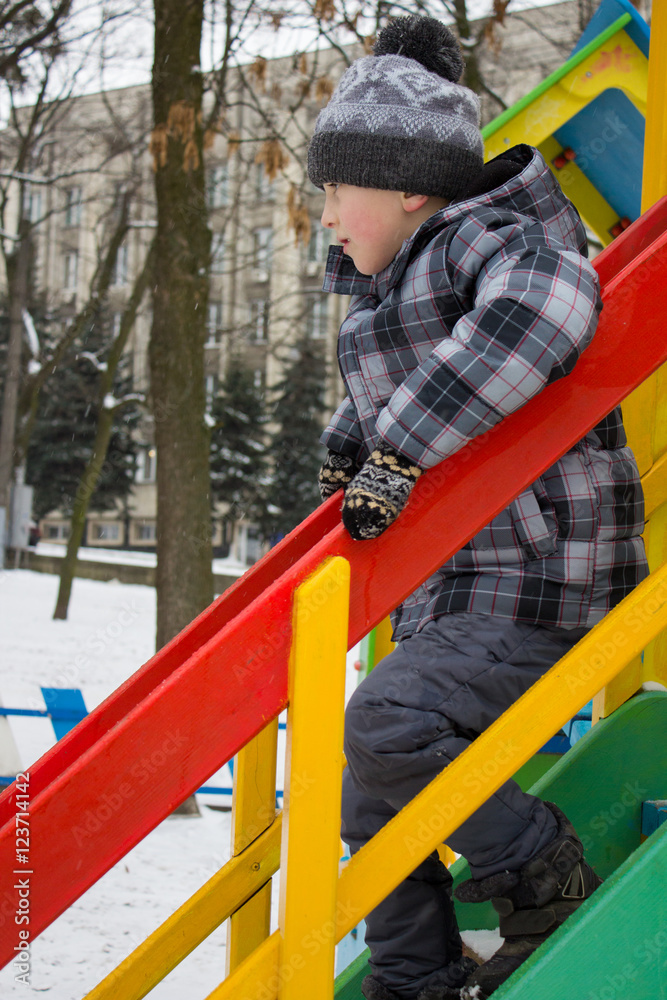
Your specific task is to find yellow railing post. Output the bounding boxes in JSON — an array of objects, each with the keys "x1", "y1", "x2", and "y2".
[
  {"x1": 279, "y1": 556, "x2": 350, "y2": 1000},
  {"x1": 596, "y1": 2, "x2": 667, "y2": 719},
  {"x1": 207, "y1": 562, "x2": 667, "y2": 1000},
  {"x1": 226, "y1": 719, "x2": 279, "y2": 973}
]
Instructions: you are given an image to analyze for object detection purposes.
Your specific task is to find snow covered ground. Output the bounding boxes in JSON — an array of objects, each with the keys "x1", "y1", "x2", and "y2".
[
  {"x1": 33, "y1": 541, "x2": 249, "y2": 578},
  {"x1": 0, "y1": 569, "x2": 499, "y2": 999}
]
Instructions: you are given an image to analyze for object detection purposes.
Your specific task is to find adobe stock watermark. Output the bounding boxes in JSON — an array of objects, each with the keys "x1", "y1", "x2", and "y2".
[
  {"x1": 584, "y1": 927, "x2": 667, "y2": 1000},
  {"x1": 579, "y1": 781, "x2": 649, "y2": 852},
  {"x1": 557, "y1": 111, "x2": 629, "y2": 190},
  {"x1": 233, "y1": 561, "x2": 348, "y2": 683},
  {"x1": 246, "y1": 899, "x2": 358, "y2": 1000},
  {"x1": 565, "y1": 576, "x2": 667, "y2": 697},
  {"x1": 10, "y1": 771, "x2": 31, "y2": 984},
  {"x1": 70, "y1": 730, "x2": 189, "y2": 846},
  {"x1": 403, "y1": 739, "x2": 521, "y2": 857}
]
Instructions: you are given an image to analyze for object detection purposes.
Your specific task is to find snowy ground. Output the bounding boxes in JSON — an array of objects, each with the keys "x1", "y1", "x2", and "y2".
[
  {"x1": 0, "y1": 569, "x2": 499, "y2": 999},
  {"x1": 33, "y1": 541, "x2": 249, "y2": 578}
]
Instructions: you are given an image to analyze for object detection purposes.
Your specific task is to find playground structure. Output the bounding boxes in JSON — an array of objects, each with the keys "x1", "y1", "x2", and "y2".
[
  {"x1": 483, "y1": 0, "x2": 650, "y2": 247},
  {"x1": 1, "y1": 2, "x2": 667, "y2": 997}
]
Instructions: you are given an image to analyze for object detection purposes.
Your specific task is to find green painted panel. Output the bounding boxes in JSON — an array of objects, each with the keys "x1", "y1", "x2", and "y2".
[
  {"x1": 494, "y1": 823, "x2": 667, "y2": 1000},
  {"x1": 334, "y1": 693, "x2": 667, "y2": 998},
  {"x1": 513, "y1": 752, "x2": 561, "y2": 794},
  {"x1": 451, "y1": 691, "x2": 667, "y2": 930},
  {"x1": 334, "y1": 949, "x2": 372, "y2": 1000}
]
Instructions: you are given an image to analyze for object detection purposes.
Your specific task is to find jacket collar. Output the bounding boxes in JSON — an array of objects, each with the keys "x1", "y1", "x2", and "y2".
[{"x1": 321, "y1": 145, "x2": 578, "y2": 297}]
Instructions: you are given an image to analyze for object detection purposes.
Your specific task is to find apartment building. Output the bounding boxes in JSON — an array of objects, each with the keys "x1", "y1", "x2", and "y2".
[{"x1": 2, "y1": 1, "x2": 605, "y2": 561}]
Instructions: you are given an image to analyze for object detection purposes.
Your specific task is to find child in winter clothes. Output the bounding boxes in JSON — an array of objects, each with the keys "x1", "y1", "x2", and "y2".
[{"x1": 308, "y1": 14, "x2": 648, "y2": 1000}]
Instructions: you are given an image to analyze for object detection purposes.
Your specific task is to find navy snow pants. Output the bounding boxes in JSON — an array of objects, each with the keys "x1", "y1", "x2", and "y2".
[{"x1": 341, "y1": 612, "x2": 587, "y2": 997}]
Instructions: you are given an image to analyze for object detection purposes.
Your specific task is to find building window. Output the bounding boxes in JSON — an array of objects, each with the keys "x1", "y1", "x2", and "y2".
[
  {"x1": 24, "y1": 186, "x2": 42, "y2": 224},
  {"x1": 253, "y1": 366, "x2": 266, "y2": 392},
  {"x1": 135, "y1": 521, "x2": 157, "y2": 542},
  {"x1": 136, "y1": 445, "x2": 157, "y2": 483},
  {"x1": 92, "y1": 522, "x2": 120, "y2": 541},
  {"x1": 64, "y1": 186, "x2": 82, "y2": 227},
  {"x1": 252, "y1": 227, "x2": 272, "y2": 281},
  {"x1": 211, "y1": 233, "x2": 225, "y2": 274},
  {"x1": 207, "y1": 164, "x2": 228, "y2": 208},
  {"x1": 112, "y1": 244, "x2": 128, "y2": 287},
  {"x1": 45, "y1": 523, "x2": 70, "y2": 540},
  {"x1": 207, "y1": 301, "x2": 223, "y2": 345},
  {"x1": 305, "y1": 295, "x2": 328, "y2": 339},
  {"x1": 64, "y1": 251, "x2": 78, "y2": 292},
  {"x1": 249, "y1": 300, "x2": 269, "y2": 343},
  {"x1": 205, "y1": 374, "x2": 219, "y2": 413}
]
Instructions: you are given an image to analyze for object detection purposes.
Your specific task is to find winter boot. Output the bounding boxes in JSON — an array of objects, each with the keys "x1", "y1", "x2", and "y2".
[
  {"x1": 454, "y1": 802, "x2": 602, "y2": 999},
  {"x1": 361, "y1": 957, "x2": 478, "y2": 1000}
]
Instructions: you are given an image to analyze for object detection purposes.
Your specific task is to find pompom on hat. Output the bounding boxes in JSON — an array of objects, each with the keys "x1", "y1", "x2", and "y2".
[{"x1": 308, "y1": 15, "x2": 484, "y2": 202}]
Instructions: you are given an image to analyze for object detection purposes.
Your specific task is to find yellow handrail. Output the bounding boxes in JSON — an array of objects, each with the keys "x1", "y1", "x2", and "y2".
[
  {"x1": 84, "y1": 816, "x2": 282, "y2": 1000},
  {"x1": 207, "y1": 558, "x2": 667, "y2": 1000}
]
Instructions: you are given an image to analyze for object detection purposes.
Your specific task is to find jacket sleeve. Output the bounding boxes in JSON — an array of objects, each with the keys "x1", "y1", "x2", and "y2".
[
  {"x1": 320, "y1": 396, "x2": 365, "y2": 461},
  {"x1": 375, "y1": 211, "x2": 603, "y2": 469}
]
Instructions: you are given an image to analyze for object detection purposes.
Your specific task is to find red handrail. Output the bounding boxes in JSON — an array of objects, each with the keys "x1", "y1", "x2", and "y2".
[{"x1": 1, "y1": 204, "x2": 666, "y2": 964}]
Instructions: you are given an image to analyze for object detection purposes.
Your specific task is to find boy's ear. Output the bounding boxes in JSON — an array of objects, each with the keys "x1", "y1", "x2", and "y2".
[{"x1": 401, "y1": 192, "x2": 430, "y2": 213}]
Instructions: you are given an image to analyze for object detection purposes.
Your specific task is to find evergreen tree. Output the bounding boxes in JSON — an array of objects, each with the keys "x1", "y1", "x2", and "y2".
[
  {"x1": 26, "y1": 318, "x2": 139, "y2": 520},
  {"x1": 209, "y1": 357, "x2": 269, "y2": 544},
  {"x1": 266, "y1": 335, "x2": 327, "y2": 539}
]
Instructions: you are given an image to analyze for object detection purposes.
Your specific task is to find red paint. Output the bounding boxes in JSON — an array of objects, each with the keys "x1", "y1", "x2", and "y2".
[
  {"x1": 1, "y1": 206, "x2": 667, "y2": 966},
  {"x1": 590, "y1": 44, "x2": 635, "y2": 77}
]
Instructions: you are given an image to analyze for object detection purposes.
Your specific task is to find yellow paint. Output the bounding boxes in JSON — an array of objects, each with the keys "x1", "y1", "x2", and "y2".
[
  {"x1": 641, "y1": 1, "x2": 667, "y2": 212},
  {"x1": 640, "y1": 452, "x2": 667, "y2": 519},
  {"x1": 227, "y1": 882, "x2": 272, "y2": 973},
  {"x1": 373, "y1": 615, "x2": 395, "y2": 666},
  {"x1": 538, "y1": 137, "x2": 617, "y2": 247},
  {"x1": 205, "y1": 934, "x2": 280, "y2": 1000},
  {"x1": 84, "y1": 816, "x2": 281, "y2": 1000},
  {"x1": 485, "y1": 29, "x2": 647, "y2": 162},
  {"x1": 597, "y1": 5, "x2": 667, "y2": 715},
  {"x1": 279, "y1": 556, "x2": 350, "y2": 1000},
  {"x1": 437, "y1": 845, "x2": 457, "y2": 868},
  {"x1": 207, "y1": 566, "x2": 667, "y2": 1000},
  {"x1": 226, "y1": 718, "x2": 279, "y2": 973},
  {"x1": 483, "y1": 28, "x2": 648, "y2": 245}
]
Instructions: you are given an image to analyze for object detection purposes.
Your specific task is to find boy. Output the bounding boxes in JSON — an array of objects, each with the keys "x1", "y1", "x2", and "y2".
[{"x1": 309, "y1": 14, "x2": 647, "y2": 1000}]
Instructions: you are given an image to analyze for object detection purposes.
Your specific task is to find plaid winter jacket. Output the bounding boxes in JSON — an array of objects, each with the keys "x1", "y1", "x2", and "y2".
[{"x1": 321, "y1": 145, "x2": 647, "y2": 639}]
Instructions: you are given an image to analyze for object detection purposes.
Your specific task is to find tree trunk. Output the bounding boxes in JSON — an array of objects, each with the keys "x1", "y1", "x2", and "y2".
[
  {"x1": 0, "y1": 227, "x2": 30, "y2": 514},
  {"x1": 150, "y1": 0, "x2": 213, "y2": 652},
  {"x1": 52, "y1": 409, "x2": 115, "y2": 619}
]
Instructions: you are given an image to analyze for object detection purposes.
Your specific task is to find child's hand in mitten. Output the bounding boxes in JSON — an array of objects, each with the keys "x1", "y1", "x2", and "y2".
[
  {"x1": 318, "y1": 451, "x2": 359, "y2": 501},
  {"x1": 342, "y1": 448, "x2": 422, "y2": 540}
]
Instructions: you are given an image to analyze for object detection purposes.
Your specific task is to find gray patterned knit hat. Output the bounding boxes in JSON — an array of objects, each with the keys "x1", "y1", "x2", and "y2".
[{"x1": 308, "y1": 15, "x2": 484, "y2": 202}]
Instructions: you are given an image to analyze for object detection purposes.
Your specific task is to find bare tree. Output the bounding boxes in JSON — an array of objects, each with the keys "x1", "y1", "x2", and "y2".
[
  {"x1": 52, "y1": 230, "x2": 154, "y2": 620},
  {"x1": 0, "y1": 0, "x2": 152, "y2": 546},
  {"x1": 0, "y1": 0, "x2": 72, "y2": 83}
]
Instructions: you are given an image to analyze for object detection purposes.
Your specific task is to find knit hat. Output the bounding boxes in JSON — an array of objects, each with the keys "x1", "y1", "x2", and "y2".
[{"x1": 308, "y1": 15, "x2": 484, "y2": 202}]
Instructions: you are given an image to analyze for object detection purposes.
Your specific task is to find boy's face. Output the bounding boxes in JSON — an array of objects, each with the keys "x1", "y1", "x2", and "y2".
[{"x1": 321, "y1": 184, "x2": 420, "y2": 276}]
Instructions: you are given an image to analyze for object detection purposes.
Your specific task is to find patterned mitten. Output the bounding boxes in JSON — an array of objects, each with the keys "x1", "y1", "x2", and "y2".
[
  {"x1": 318, "y1": 451, "x2": 359, "y2": 501},
  {"x1": 342, "y1": 448, "x2": 422, "y2": 540}
]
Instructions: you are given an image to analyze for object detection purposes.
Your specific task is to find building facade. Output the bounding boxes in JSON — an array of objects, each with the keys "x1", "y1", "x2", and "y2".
[{"x1": 1, "y1": 1, "x2": 622, "y2": 562}]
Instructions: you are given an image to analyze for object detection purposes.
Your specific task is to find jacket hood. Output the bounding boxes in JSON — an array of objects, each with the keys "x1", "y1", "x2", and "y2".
[
  {"x1": 322, "y1": 144, "x2": 589, "y2": 297},
  {"x1": 440, "y1": 143, "x2": 588, "y2": 254}
]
